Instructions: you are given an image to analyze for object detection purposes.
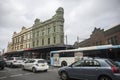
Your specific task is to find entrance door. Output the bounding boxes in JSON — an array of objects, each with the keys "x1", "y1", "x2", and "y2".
[{"x1": 53, "y1": 54, "x2": 59, "y2": 66}]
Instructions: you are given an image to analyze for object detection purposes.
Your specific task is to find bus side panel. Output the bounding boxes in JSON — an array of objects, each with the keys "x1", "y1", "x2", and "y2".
[{"x1": 59, "y1": 57, "x2": 75, "y2": 66}]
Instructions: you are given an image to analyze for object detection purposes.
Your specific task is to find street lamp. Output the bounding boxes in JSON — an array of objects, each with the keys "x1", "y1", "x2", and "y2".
[{"x1": 0, "y1": 48, "x2": 4, "y2": 55}]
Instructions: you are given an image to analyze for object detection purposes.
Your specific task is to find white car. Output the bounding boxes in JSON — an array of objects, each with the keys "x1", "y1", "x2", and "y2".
[
  {"x1": 6, "y1": 57, "x2": 23, "y2": 67},
  {"x1": 22, "y1": 59, "x2": 49, "y2": 73}
]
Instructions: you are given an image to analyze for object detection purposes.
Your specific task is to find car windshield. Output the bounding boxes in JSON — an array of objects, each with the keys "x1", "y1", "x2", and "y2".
[
  {"x1": 15, "y1": 57, "x2": 22, "y2": 60},
  {"x1": 38, "y1": 60, "x2": 46, "y2": 63}
]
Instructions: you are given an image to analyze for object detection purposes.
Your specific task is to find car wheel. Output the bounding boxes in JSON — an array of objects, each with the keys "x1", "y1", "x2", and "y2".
[
  {"x1": 61, "y1": 72, "x2": 69, "y2": 80},
  {"x1": 32, "y1": 67, "x2": 36, "y2": 73},
  {"x1": 22, "y1": 65, "x2": 25, "y2": 70},
  {"x1": 0, "y1": 67, "x2": 4, "y2": 70},
  {"x1": 99, "y1": 76, "x2": 112, "y2": 80},
  {"x1": 1, "y1": 67, "x2": 4, "y2": 70},
  {"x1": 10, "y1": 63, "x2": 14, "y2": 68},
  {"x1": 44, "y1": 69, "x2": 48, "y2": 72}
]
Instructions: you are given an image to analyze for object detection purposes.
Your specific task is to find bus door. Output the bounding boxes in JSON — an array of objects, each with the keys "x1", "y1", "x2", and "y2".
[
  {"x1": 53, "y1": 54, "x2": 59, "y2": 66},
  {"x1": 75, "y1": 52, "x2": 83, "y2": 61}
]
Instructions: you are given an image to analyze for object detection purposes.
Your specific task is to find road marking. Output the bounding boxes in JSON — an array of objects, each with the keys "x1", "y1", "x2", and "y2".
[
  {"x1": 48, "y1": 68, "x2": 58, "y2": 71},
  {"x1": 10, "y1": 74, "x2": 23, "y2": 77},
  {"x1": 24, "y1": 73, "x2": 33, "y2": 75},
  {"x1": 0, "y1": 71, "x2": 6, "y2": 73},
  {"x1": 0, "y1": 68, "x2": 22, "y2": 72},
  {"x1": 0, "y1": 77, "x2": 7, "y2": 80},
  {"x1": 0, "y1": 73, "x2": 33, "y2": 79}
]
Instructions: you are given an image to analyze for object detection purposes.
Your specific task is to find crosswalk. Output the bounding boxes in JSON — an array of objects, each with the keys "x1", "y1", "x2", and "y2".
[
  {"x1": 0, "y1": 67, "x2": 59, "y2": 80},
  {"x1": 0, "y1": 68, "x2": 22, "y2": 72},
  {"x1": 0, "y1": 67, "x2": 58, "y2": 73},
  {"x1": 0, "y1": 73, "x2": 33, "y2": 80}
]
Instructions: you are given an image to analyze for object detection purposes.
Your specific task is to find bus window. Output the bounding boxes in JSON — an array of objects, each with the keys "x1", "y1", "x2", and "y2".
[{"x1": 59, "y1": 52, "x2": 74, "y2": 57}]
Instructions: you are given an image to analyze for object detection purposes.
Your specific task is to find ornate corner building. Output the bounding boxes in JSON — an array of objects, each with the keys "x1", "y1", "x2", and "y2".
[{"x1": 6, "y1": 7, "x2": 72, "y2": 59}]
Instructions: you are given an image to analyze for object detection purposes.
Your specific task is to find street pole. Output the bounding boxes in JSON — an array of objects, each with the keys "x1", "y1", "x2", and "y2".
[
  {"x1": 0, "y1": 48, "x2": 4, "y2": 56},
  {"x1": 66, "y1": 35, "x2": 67, "y2": 45}
]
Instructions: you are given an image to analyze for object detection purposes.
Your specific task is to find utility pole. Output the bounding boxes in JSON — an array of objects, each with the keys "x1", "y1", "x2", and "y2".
[
  {"x1": 77, "y1": 36, "x2": 79, "y2": 43},
  {"x1": 65, "y1": 35, "x2": 68, "y2": 45},
  {"x1": 0, "y1": 48, "x2": 4, "y2": 55},
  {"x1": 65, "y1": 35, "x2": 68, "y2": 50}
]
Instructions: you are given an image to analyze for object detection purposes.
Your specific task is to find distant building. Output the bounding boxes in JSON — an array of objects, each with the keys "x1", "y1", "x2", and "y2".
[
  {"x1": 74, "y1": 24, "x2": 120, "y2": 48},
  {"x1": 7, "y1": 27, "x2": 32, "y2": 52}
]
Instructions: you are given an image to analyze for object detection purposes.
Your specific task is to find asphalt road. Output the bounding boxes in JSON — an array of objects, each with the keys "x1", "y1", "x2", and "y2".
[{"x1": 0, "y1": 67, "x2": 61, "y2": 80}]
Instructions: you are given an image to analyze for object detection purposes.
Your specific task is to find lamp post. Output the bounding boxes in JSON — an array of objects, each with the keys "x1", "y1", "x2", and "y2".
[
  {"x1": 65, "y1": 35, "x2": 67, "y2": 45},
  {"x1": 0, "y1": 48, "x2": 4, "y2": 55}
]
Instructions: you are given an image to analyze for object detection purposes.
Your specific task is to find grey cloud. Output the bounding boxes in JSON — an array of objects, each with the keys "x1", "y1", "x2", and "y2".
[{"x1": 0, "y1": 0, "x2": 120, "y2": 51}]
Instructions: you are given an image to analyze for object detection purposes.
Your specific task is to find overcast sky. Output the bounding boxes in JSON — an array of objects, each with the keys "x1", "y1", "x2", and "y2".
[{"x1": 0, "y1": 0, "x2": 120, "y2": 52}]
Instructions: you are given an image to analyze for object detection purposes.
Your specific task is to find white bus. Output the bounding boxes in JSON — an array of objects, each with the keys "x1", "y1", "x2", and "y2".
[{"x1": 50, "y1": 45, "x2": 120, "y2": 67}]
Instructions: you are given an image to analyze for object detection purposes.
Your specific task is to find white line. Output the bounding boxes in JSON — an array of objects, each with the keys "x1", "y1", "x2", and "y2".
[
  {"x1": 0, "y1": 77, "x2": 6, "y2": 79},
  {"x1": 10, "y1": 74, "x2": 23, "y2": 77},
  {"x1": 24, "y1": 73, "x2": 33, "y2": 75},
  {"x1": 48, "y1": 69, "x2": 58, "y2": 71},
  {"x1": 0, "y1": 71, "x2": 6, "y2": 73}
]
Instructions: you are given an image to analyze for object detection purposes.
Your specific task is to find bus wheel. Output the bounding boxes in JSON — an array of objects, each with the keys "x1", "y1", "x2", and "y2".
[{"x1": 61, "y1": 61, "x2": 67, "y2": 67}]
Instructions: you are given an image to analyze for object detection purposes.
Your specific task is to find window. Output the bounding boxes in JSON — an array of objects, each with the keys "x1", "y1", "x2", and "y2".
[
  {"x1": 42, "y1": 39, "x2": 44, "y2": 45},
  {"x1": 72, "y1": 60, "x2": 84, "y2": 67},
  {"x1": 72, "y1": 60, "x2": 100, "y2": 67},
  {"x1": 54, "y1": 37, "x2": 56, "y2": 44},
  {"x1": 42, "y1": 30, "x2": 44, "y2": 36},
  {"x1": 28, "y1": 33, "x2": 30, "y2": 39},
  {"x1": 108, "y1": 36, "x2": 118, "y2": 45},
  {"x1": 84, "y1": 60, "x2": 100, "y2": 67},
  {"x1": 15, "y1": 57, "x2": 22, "y2": 60},
  {"x1": 59, "y1": 52, "x2": 74, "y2": 57},
  {"x1": 21, "y1": 36, "x2": 24, "y2": 43},
  {"x1": 48, "y1": 28, "x2": 50, "y2": 34},
  {"x1": 48, "y1": 38, "x2": 50, "y2": 44},
  {"x1": 26, "y1": 34, "x2": 28, "y2": 40},
  {"x1": 96, "y1": 41, "x2": 102, "y2": 45},
  {"x1": 54, "y1": 26, "x2": 56, "y2": 32},
  {"x1": 13, "y1": 39, "x2": 14, "y2": 44},
  {"x1": 20, "y1": 45, "x2": 23, "y2": 49},
  {"x1": 7, "y1": 57, "x2": 14, "y2": 60},
  {"x1": 60, "y1": 25, "x2": 63, "y2": 32},
  {"x1": 61, "y1": 35, "x2": 63, "y2": 43},
  {"x1": 37, "y1": 40, "x2": 39, "y2": 46},
  {"x1": 26, "y1": 60, "x2": 35, "y2": 63},
  {"x1": 29, "y1": 43, "x2": 30, "y2": 48},
  {"x1": 38, "y1": 60, "x2": 46, "y2": 63},
  {"x1": 33, "y1": 41, "x2": 35, "y2": 47},
  {"x1": 37, "y1": 31, "x2": 39, "y2": 36}
]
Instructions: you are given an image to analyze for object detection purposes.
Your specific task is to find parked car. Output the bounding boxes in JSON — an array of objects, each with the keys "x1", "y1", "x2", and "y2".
[
  {"x1": 115, "y1": 61, "x2": 120, "y2": 67},
  {"x1": 23, "y1": 58, "x2": 30, "y2": 63},
  {"x1": 22, "y1": 59, "x2": 49, "y2": 73},
  {"x1": 58, "y1": 58, "x2": 120, "y2": 80},
  {"x1": 0, "y1": 55, "x2": 6, "y2": 70},
  {"x1": 6, "y1": 57, "x2": 23, "y2": 67}
]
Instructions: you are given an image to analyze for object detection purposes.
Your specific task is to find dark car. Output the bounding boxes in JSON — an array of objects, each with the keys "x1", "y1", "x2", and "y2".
[
  {"x1": 58, "y1": 58, "x2": 120, "y2": 80},
  {"x1": 0, "y1": 55, "x2": 6, "y2": 70}
]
